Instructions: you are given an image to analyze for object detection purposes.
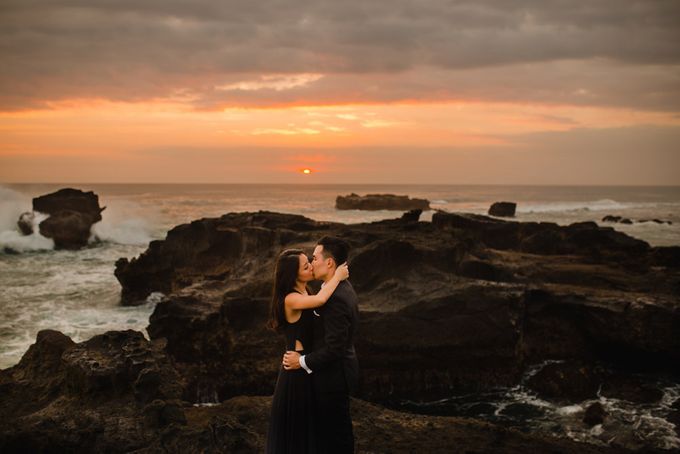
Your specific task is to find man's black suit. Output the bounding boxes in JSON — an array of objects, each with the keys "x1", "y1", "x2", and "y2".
[{"x1": 304, "y1": 280, "x2": 359, "y2": 454}]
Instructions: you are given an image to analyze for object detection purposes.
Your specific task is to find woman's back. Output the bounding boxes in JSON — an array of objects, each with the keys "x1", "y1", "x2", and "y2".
[{"x1": 283, "y1": 308, "x2": 314, "y2": 353}]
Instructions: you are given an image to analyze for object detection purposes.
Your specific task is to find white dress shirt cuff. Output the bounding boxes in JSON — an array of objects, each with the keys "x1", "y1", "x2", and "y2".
[{"x1": 299, "y1": 355, "x2": 313, "y2": 374}]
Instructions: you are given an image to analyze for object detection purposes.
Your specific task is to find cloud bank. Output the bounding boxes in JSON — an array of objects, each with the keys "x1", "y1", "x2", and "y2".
[{"x1": 2, "y1": 0, "x2": 679, "y2": 111}]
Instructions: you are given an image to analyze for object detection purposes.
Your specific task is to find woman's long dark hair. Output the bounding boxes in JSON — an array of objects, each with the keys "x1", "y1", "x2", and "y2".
[{"x1": 268, "y1": 248, "x2": 305, "y2": 331}]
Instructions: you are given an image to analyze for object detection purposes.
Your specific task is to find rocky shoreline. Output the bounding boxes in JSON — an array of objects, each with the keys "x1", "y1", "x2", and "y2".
[
  {"x1": 2, "y1": 209, "x2": 679, "y2": 451},
  {"x1": 0, "y1": 329, "x2": 630, "y2": 453}
]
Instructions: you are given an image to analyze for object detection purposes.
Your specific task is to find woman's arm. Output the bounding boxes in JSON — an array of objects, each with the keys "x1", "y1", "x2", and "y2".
[{"x1": 285, "y1": 263, "x2": 349, "y2": 310}]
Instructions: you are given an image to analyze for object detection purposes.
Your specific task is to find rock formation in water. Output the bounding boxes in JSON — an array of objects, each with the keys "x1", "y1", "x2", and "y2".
[
  {"x1": 602, "y1": 214, "x2": 672, "y2": 225},
  {"x1": 17, "y1": 212, "x2": 35, "y2": 235},
  {"x1": 488, "y1": 201, "x2": 516, "y2": 217},
  {"x1": 336, "y1": 193, "x2": 431, "y2": 211},
  {"x1": 17, "y1": 188, "x2": 106, "y2": 249}
]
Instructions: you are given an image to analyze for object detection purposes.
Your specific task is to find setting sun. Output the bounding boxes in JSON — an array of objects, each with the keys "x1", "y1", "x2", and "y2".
[{"x1": 302, "y1": 168, "x2": 312, "y2": 175}]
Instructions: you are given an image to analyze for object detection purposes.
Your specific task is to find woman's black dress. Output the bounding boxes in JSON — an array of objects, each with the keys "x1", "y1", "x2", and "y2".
[{"x1": 266, "y1": 308, "x2": 317, "y2": 454}]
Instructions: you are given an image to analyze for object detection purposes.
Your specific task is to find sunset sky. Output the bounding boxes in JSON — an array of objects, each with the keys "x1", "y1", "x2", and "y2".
[{"x1": 1, "y1": 0, "x2": 679, "y2": 184}]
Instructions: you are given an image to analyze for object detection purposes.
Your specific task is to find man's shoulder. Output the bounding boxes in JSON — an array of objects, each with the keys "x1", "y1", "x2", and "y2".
[{"x1": 330, "y1": 281, "x2": 358, "y2": 305}]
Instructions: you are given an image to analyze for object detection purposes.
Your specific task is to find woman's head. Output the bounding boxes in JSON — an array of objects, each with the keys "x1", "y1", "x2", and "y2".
[{"x1": 268, "y1": 248, "x2": 313, "y2": 330}]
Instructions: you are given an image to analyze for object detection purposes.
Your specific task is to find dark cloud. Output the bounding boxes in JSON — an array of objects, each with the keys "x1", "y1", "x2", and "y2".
[{"x1": 1, "y1": 0, "x2": 679, "y2": 111}]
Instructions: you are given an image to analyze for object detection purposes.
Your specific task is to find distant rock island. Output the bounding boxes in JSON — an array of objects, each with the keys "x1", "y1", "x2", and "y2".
[
  {"x1": 488, "y1": 201, "x2": 517, "y2": 217},
  {"x1": 336, "y1": 193, "x2": 431, "y2": 211},
  {"x1": 17, "y1": 188, "x2": 105, "y2": 249}
]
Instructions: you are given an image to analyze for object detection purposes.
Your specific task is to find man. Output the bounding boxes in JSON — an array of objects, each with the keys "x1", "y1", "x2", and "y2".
[{"x1": 283, "y1": 236, "x2": 360, "y2": 454}]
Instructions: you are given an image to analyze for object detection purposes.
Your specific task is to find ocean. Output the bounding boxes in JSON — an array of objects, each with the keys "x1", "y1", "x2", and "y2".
[{"x1": 1, "y1": 183, "x2": 679, "y2": 449}]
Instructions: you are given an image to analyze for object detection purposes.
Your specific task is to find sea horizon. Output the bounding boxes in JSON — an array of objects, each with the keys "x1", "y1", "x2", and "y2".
[{"x1": 4, "y1": 182, "x2": 680, "y2": 187}]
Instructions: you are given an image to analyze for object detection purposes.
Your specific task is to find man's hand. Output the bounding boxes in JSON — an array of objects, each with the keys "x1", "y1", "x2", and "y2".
[{"x1": 282, "y1": 351, "x2": 301, "y2": 370}]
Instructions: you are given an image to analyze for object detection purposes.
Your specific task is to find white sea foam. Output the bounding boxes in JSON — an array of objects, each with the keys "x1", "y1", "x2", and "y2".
[
  {"x1": 517, "y1": 199, "x2": 642, "y2": 214},
  {"x1": 0, "y1": 186, "x2": 31, "y2": 232},
  {"x1": 0, "y1": 229, "x2": 55, "y2": 253},
  {"x1": 146, "y1": 292, "x2": 167, "y2": 304},
  {"x1": 0, "y1": 187, "x2": 54, "y2": 253},
  {"x1": 555, "y1": 404, "x2": 583, "y2": 416},
  {"x1": 90, "y1": 199, "x2": 157, "y2": 246},
  {"x1": 0, "y1": 210, "x2": 54, "y2": 253}
]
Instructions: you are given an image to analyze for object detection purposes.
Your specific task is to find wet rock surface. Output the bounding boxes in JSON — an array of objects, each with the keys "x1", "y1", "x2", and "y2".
[
  {"x1": 602, "y1": 215, "x2": 672, "y2": 225},
  {"x1": 1, "y1": 329, "x2": 629, "y2": 453},
  {"x1": 0, "y1": 330, "x2": 621, "y2": 453},
  {"x1": 4, "y1": 210, "x2": 678, "y2": 451},
  {"x1": 18, "y1": 188, "x2": 106, "y2": 249},
  {"x1": 112, "y1": 211, "x2": 679, "y2": 404},
  {"x1": 583, "y1": 402, "x2": 608, "y2": 427},
  {"x1": 488, "y1": 201, "x2": 517, "y2": 217}
]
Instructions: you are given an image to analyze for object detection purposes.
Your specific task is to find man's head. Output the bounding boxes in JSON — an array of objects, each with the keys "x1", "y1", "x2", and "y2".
[{"x1": 311, "y1": 236, "x2": 349, "y2": 281}]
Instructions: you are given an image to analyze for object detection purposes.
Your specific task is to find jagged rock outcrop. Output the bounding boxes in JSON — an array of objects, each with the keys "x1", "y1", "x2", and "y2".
[
  {"x1": 0, "y1": 330, "x2": 624, "y2": 453},
  {"x1": 113, "y1": 211, "x2": 680, "y2": 407},
  {"x1": 0, "y1": 329, "x2": 185, "y2": 452},
  {"x1": 488, "y1": 201, "x2": 517, "y2": 217},
  {"x1": 336, "y1": 193, "x2": 431, "y2": 211},
  {"x1": 583, "y1": 402, "x2": 608, "y2": 427},
  {"x1": 4, "y1": 209, "x2": 677, "y2": 451},
  {"x1": 17, "y1": 212, "x2": 34, "y2": 235},
  {"x1": 17, "y1": 188, "x2": 106, "y2": 249},
  {"x1": 401, "y1": 208, "x2": 423, "y2": 222}
]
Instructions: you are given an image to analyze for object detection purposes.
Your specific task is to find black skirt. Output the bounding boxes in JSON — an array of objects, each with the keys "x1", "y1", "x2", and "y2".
[{"x1": 266, "y1": 351, "x2": 317, "y2": 454}]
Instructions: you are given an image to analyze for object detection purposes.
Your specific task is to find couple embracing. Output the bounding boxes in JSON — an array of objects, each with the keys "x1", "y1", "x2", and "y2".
[{"x1": 266, "y1": 236, "x2": 359, "y2": 454}]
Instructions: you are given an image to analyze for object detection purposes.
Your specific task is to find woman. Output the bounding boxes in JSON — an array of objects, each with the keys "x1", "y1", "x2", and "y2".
[{"x1": 266, "y1": 248, "x2": 349, "y2": 454}]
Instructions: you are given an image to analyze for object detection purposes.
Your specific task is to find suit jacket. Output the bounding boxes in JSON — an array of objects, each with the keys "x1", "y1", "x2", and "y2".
[{"x1": 305, "y1": 280, "x2": 360, "y2": 395}]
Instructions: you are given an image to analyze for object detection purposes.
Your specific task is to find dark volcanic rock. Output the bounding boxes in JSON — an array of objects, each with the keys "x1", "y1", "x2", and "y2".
[
  {"x1": 583, "y1": 402, "x2": 608, "y2": 426},
  {"x1": 209, "y1": 396, "x2": 617, "y2": 454},
  {"x1": 1, "y1": 330, "x2": 622, "y2": 454},
  {"x1": 336, "y1": 193, "x2": 431, "y2": 211},
  {"x1": 0, "y1": 329, "x2": 185, "y2": 452},
  {"x1": 433, "y1": 212, "x2": 651, "y2": 260},
  {"x1": 29, "y1": 188, "x2": 105, "y2": 249},
  {"x1": 357, "y1": 284, "x2": 526, "y2": 400},
  {"x1": 600, "y1": 375, "x2": 664, "y2": 404},
  {"x1": 115, "y1": 211, "x2": 327, "y2": 305},
  {"x1": 527, "y1": 361, "x2": 602, "y2": 402},
  {"x1": 602, "y1": 215, "x2": 633, "y2": 224},
  {"x1": 401, "y1": 208, "x2": 423, "y2": 222},
  {"x1": 457, "y1": 258, "x2": 514, "y2": 282},
  {"x1": 522, "y1": 288, "x2": 680, "y2": 368},
  {"x1": 17, "y1": 212, "x2": 34, "y2": 235},
  {"x1": 114, "y1": 211, "x2": 680, "y2": 410},
  {"x1": 60, "y1": 330, "x2": 183, "y2": 403},
  {"x1": 639, "y1": 218, "x2": 672, "y2": 225},
  {"x1": 489, "y1": 201, "x2": 517, "y2": 217},
  {"x1": 603, "y1": 215, "x2": 672, "y2": 225},
  {"x1": 669, "y1": 400, "x2": 680, "y2": 439},
  {"x1": 0, "y1": 329, "x2": 75, "y2": 409},
  {"x1": 650, "y1": 246, "x2": 680, "y2": 268},
  {"x1": 39, "y1": 210, "x2": 97, "y2": 250},
  {"x1": 7, "y1": 207, "x2": 677, "y2": 451},
  {"x1": 33, "y1": 188, "x2": 104, "y2": 217}
]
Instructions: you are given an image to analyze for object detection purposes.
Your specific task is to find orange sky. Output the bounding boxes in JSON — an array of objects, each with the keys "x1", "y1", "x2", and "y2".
[{"x1": 1, "y1": 2, "x2": 679, "y2": 184}]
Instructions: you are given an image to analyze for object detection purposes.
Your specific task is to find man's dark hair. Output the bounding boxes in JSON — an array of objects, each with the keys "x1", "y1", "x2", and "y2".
[{"x1": 317, "y1": 236, "x2": 349, "y2": 265}]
